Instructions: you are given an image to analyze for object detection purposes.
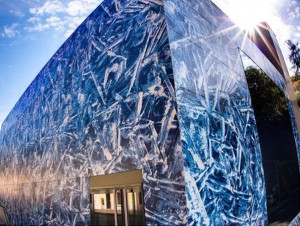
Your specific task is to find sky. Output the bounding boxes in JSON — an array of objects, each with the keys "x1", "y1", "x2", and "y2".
[{"x1": 0, "y1": 0, "x2": 300, "y2": 129}]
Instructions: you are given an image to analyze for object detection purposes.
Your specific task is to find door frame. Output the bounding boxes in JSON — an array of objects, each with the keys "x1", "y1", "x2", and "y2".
[{"x1": 89, "y1": 170, "x2": 145, "y2": 226}]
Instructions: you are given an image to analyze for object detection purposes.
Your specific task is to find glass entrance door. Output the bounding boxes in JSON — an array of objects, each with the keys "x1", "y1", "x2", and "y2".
[
  {"x1": 92, "y1": 188, "x2": 115, "y2": 226},
  {"x1": 125, "y1": 187, "x2": 144, "y2": 225},
  {"x1": 91, "y1": 186, "x2": 144, "y2": 226},
  {"x1": 115, "y1": 189, "x2": 125, "y2": 226}
]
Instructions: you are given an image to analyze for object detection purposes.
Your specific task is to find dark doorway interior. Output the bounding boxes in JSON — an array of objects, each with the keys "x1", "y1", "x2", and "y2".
[
  {"x1": 89, "y1": 170, "x2": 145, "y2": 226},
  {"x1": 244, "y1": 65, "x2": 300, "y2": 224}
]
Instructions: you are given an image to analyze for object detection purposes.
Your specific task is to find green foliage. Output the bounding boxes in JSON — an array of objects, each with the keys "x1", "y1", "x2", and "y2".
[
  {"x1": 245, "y1": 66, "x2": 288, "y2": 121},
  {"x1": 290, "y1": 73, "x2": 300, "y2": 107},
  {"x1": 293, "y1": 80, "x2": 300, "y2": 92},
  {"x1": 290, "y1": 75, "x2": 298, "y2": 82}
]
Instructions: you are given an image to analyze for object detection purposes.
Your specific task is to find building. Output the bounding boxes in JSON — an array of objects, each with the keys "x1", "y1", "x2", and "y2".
[{"x1": 0, "y1": 0, "x2": 299, "y2": 225}]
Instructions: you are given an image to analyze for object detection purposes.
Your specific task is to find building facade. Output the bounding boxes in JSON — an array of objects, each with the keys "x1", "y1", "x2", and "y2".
[{"x1": 0, "y1": 0, "x2": 299, "y2": 225}]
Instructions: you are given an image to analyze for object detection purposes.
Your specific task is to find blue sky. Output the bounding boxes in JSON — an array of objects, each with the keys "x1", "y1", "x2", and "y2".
[
  {"x1": 0, "y1": 0, "x2": 300, "y2": 129},
  {"x1": 0, "y1": 0, "x2": 103, "y2": 128}
]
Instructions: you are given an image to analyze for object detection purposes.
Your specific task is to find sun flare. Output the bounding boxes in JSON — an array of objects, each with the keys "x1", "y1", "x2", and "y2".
[{"x1": 212, "y1": 0, "x2": 280, "y2": 31}]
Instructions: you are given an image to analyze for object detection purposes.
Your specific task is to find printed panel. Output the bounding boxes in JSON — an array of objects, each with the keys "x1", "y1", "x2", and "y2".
[
  {"x1": 0, "y1": 0, "x2": 187, "y2": 225},
  {"x1": 164, "y1": 0, "x2": 245, "y2": 76},
  {"x1": 164, "y1": 1, "x2": 267, "y2": 224}
]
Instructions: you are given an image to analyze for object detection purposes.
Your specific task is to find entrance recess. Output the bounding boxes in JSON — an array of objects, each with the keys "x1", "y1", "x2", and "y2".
[
  {"x1": 90, "y1": 170, "x2": 145, "y2": 226},
  {"x1": 241, "y1": 51, "x2": 300, "y2": 224}
]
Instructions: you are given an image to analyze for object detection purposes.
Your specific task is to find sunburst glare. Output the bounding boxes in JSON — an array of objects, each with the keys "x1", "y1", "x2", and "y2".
[{"x1": 212, "y1": 0, "x2": 280, "y2": 30}]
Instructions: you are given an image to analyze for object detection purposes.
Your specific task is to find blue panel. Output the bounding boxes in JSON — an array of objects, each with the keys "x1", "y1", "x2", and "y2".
[
  {"x1": 164, "y1": 0, "x2": 267, "y2": 224},
  {"x1": 164, "y1": 0, "x2": 245, "y2": 76},
  {"x1": 0, "y1": 0, "x2": 187, "y2": 225},
  {"x1": 287, "y1": 100, "x2": 300, "y2": 170},
  {"x1": 1, "y1": 0, "x2": 299, "y2": 225},
  {"x1": 240, "y1": 18, "x2": 300, "y2": 173},
  {"x1": 290, "y1": 213, "x2": 300, "y2": 226}
]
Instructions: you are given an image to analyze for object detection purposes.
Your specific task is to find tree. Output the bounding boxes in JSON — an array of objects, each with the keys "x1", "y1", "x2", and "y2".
[
  {"x1": 293, "y1": 80, "x2": 300, "y2": 91},
  {"x1": 287, "y1": 40, "x2": 300, "y2": 80},
  {"x1": 290, "y1": 75, "x2": 300, "y2": 107},
  {"x1": 245, "y1": 66, "x2": 288, "y2": 121},
  {"x1": 290, "y1": 75, "x2": 298, "y2": 82}
]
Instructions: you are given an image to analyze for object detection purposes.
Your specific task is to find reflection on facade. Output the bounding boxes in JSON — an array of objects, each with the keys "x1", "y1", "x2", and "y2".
[
  {"x1": 241, "y1": 59, "x2": 300, "y2": 223},
  {"x1": 0, "y1": 0, "x2": 300, "y2": 225}
]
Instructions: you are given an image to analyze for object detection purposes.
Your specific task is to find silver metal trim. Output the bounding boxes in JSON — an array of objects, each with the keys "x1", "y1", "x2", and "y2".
[
  {"x1": 123, "y1": 189, "x2": 128, "y2": 226},
  {"x1": 114, "y1": 189, "x2": 118, "y2": 226}
]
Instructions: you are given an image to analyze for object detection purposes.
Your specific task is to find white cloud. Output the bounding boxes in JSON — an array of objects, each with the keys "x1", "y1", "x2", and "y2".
[
  {"x1": 65, "y1": 29, "x2": 75, "y2": 38},
  {"x1": 66, "y1": 0, "x2": 100, "y2": 16},
  {"x1": 1, "y1": 23, "x2": 20, "y2": 38},
  {"x1": 46, "y1": 16, "x2": 60, "y2": 23},
  {"x1": 26, "y1": 0, "x2": 103, "y2": 38},
  {"x1": 295, "y1": 26, "x2": 300, "y2": 37},
  {"x1": 25, "y1": 23, "x2": 50, "y2": 32},
  {"x1": 66, "y1": 0, "x2": 88, "y2": 16},
  {"x1": 288, "y1": 7, "x2": 300, "y2": 20},
  {"x1": 29, "y1": 0, "x2": 101, "y2": 17},
  {"x1": 287, "y1": 0, "x2": 300, "y2": 20},
  {"x1": 9, "y1": 9, "x2": 25, "y2": 18},
  {"x1": 29, "y1": 0, "x2": 64, "y2": 15},
  {"x1": 46, "y1": 16, "x2": 66, "y2": 31},
  {"x1": 25, "y1": 16, "x2": 64, "y2": 32},
  {"x1": 28, "y1": 17, "x2": 41, "y2": 23},
  {"x1": 67, "y1": 16, "x2": 86, "y2": 29}
]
